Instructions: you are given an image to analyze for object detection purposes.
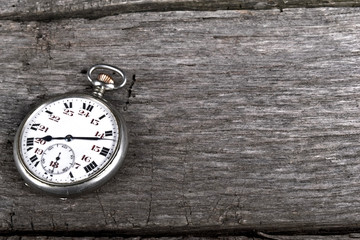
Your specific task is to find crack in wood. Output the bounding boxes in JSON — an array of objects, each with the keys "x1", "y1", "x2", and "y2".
[
  {"x1": 146, "y1": 151, "x2": 154, "y2": 226},
  {"x1": 50, "y1": 215, "x2": 55, "y2": 231},
  {"x1": 8, "y1": 212, "x2": 15, "y2": 230},
  {"x1": 3, "y1": 228, "x2": 360, "y2": 239},
  {"x1": 124, "y1": 74, "x2": 137, "y2": 111},
  {"x1": 2, "y1": 0, "x2": 360, "y2": 22},
  {"x1": 29, "y1": 217, "x2": 34, "y2": 231},
  {"x1": 96, "y1": 192, "x2": 108, "y2": 225},
  {"x1": 258, "y1": 231, "x2": 286, "y2": 240},
  {"x1": 109, "y1": 210, "x2": 118, "y2": 226},
  {"x1": 181, "y1": 142, "x2": 191, "y2": 226}
]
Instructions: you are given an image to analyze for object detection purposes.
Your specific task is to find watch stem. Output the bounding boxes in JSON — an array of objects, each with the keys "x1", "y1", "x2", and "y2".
[
  {"x1": 93, "y1": 74, "x2": 114, "y2": 97},
  {"x1": 93, "y1": 86, "x2": 105, "y2": 97},
  {"x1": 97, "y1": 73, "x2": 114, "y2": 84}
]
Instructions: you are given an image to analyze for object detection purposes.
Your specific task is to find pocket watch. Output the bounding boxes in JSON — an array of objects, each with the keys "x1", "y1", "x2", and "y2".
[{"x1": 13, "y1": 64, "x2": 128, "y2": 196}]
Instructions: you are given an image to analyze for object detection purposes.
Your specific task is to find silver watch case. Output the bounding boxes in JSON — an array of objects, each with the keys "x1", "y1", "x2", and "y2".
[{"x1": 13, "y1": 92, "x2": 128, "y2": 197}]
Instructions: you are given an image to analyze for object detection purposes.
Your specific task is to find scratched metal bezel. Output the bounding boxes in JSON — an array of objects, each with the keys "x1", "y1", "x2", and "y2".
[{"x1": 13, "y1": 93, "x2": 128, "y2": 197}]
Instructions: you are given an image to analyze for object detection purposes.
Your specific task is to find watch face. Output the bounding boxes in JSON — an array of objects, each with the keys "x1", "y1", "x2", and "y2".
[{"x1": 17, "y1": 95, "x2": 120, "y2": 185}]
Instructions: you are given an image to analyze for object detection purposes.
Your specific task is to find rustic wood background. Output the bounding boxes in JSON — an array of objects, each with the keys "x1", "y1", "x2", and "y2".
[{"x1": 2, "y1": 0, "x2": 360, "y2": 239}]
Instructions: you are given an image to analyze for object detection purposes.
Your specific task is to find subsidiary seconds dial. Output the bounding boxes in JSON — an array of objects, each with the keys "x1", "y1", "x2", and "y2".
[
  {"x1": 19, "y1": 96, "x2": 120, "y2": 184},
  {"x1": 41, "y1": 143, "x2": 75, "y2": 175}
]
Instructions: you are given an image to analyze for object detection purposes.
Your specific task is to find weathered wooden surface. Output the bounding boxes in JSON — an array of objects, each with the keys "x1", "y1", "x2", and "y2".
[
  {"x1": 2, "y1": 3, "x2": 360, "y2": 239},
  {"x1": 3, "y1": 235, "x2": 360, "y2": 240},
  {"x1": 1, "y1": 0, "x2": 360, "y2": 21}
]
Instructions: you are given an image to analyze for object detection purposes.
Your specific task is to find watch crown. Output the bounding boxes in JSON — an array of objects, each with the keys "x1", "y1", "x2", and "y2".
[{"x1": 97, "y1": 73, "x2": 114, "y2": 84}]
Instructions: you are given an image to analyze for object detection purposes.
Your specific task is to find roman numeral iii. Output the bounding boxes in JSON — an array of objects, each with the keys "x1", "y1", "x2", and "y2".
[{"x1": 100, "y1": 147, "x2": 110, "y2": 157}]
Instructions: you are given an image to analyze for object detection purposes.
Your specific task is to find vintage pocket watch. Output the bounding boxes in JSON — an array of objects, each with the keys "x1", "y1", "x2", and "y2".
[{"x1": 13, "y1": 64, "x2": 128, "y2": 196}]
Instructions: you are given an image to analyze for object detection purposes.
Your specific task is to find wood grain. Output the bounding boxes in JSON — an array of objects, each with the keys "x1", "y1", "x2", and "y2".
[
  {"x1": 1, "y1": 0, "x2": 360, "y2": 21},
  {"x1": 3, "y1": 235, "x2": 360, "y2": 240},
  {"x1": 1, "y1": 6, "x2": 360, "y2": 238}
]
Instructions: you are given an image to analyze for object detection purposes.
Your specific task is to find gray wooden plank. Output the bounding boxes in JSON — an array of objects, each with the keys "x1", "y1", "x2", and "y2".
[
  {"x1": 2, "y1": 234, "x2": 360, "y2": 240},
  {"x1": 2, "y1": 7, "x2": 360, "y2": 236},
  {"x1": 257, "y1": 233, "x2": 360, "y2": 239},
  {"x1": 2, "y1": 237, "x2": 257, "y2": 240},
  {"x1": 1, "y1": 0, "x2": 360, "y2": 21},
  {"x1": 3, "y1": 235, "x2": 360, "y2": 240},
  {"x1": 0, "y1": 236, "x2": 260, "y2": 240}
]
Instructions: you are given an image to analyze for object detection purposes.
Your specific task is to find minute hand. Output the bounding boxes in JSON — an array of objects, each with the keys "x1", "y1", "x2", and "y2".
[
  {"x1": 39, "y1": 135, "x2": 112, "y2": 142},
  {"x1": 72, "y1": 136, "x2": 108, "y2": 140}
]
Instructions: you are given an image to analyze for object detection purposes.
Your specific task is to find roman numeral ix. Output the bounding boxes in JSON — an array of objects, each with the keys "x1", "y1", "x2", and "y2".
[{"x1": 26, "y1": 138, "x2": 34, "y2": 146}]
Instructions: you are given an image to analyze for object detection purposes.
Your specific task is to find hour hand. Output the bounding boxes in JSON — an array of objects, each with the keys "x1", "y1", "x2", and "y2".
[
  {"x1": 39, "y1": 135, "x2": 55, "y2": 141},
  {"x1": 38, "y1": 135, "x2": 68, "y2": 141}
]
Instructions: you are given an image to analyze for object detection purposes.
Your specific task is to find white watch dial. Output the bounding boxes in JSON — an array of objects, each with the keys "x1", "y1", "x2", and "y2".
[{"x1": 19, "y1": 97, "x2": 119, "y2": 184}]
